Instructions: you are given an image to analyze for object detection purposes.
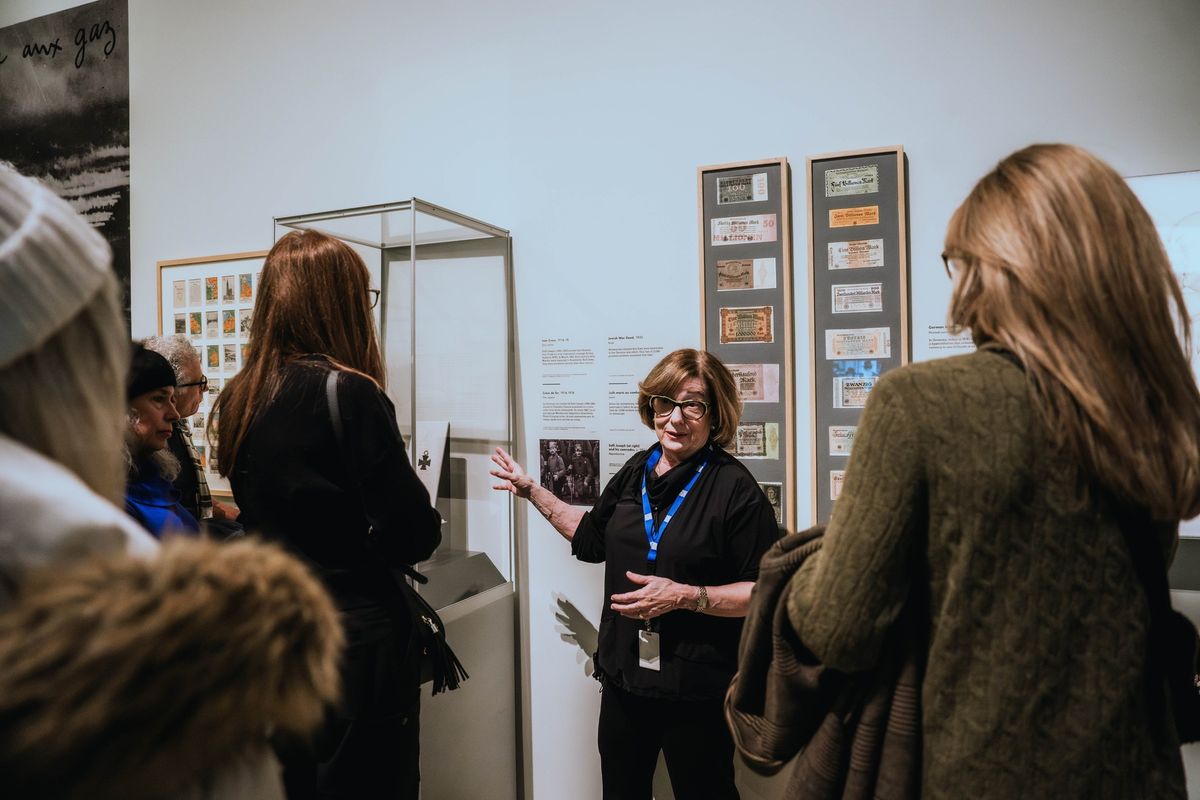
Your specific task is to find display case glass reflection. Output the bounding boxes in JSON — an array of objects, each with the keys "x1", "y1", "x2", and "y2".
[{"x1": 275, "y1": 201, "x2": 515, "y2": 609}]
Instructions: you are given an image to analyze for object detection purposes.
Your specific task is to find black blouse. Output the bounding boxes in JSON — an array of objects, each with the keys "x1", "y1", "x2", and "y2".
[
  {"x1": 572, "y1": 444, "x2": 780, "y2": 700},
  {"x1": 229, "y1": 357, "x2": 442, "y2": 611}
]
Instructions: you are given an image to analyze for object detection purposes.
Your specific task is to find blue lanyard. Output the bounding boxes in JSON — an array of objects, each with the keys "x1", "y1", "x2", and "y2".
[{"x1": 640, "y1": 445, "x2": 710, "y2": 562}]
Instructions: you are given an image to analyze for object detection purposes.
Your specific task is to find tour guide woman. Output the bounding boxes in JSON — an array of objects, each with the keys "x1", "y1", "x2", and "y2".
[{"x1": 492, "y1": 348, "x2": 779, "y2": 799}]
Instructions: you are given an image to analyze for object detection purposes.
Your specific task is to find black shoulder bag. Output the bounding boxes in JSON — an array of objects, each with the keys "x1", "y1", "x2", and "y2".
[
  {"x1": 1115, "y1": 504, "x2": 1200, "y2": 743},
  {"x1": 325, "y1": 370, "x2": 467, "y2": 695}
]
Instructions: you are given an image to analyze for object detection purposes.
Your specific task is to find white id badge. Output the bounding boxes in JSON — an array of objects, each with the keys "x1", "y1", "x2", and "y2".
[{"x1": 637, "y1": 629, "x2": 661, "y2": 671}]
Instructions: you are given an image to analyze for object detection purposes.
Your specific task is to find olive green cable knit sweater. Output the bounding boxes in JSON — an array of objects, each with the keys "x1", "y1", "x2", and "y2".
[{"x1": 787, "y1": 346, "x2": 1185, "y2": 799}]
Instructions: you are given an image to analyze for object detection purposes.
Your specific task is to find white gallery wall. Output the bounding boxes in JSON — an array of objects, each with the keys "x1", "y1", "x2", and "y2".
[{"x1": 4, "y1": 1, "x2": 1200, "y2": 797}]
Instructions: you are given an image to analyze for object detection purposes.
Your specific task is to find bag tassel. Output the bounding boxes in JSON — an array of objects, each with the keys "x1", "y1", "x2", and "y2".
[
  {"x1": 401, "y1": 564, "x2": 468, "y2": 694},
  {"x1": 422, "y1": 616, "x2": 469, "y2": 694}
]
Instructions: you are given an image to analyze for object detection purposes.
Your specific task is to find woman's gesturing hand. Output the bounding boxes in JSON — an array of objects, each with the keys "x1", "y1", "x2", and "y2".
[
  {"x1": 490, "y1": 447, "x2": 535, "y2": 499},
  {"x1": 610, "y1": 571, "x2": 694, "y2": 620}
]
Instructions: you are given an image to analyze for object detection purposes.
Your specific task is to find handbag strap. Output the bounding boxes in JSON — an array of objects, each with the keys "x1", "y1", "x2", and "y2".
[
  {"x1": 1113, "y1": 504, "x2": 1176, "y2": 655},
  {"x1": 324, "y1": 369, "x2": 428, "y2": 585},
  {"x1": 1110, "y1": 502, "x2": 1200, "y2": 740},
  {"x1": 325, "y1": 368, "x2": 343, "y2": 445},
  {"x1": 323, "y1": 369, "x2": 466, "y2": 692}
]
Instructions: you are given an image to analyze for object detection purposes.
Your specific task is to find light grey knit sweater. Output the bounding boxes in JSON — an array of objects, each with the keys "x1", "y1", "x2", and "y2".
[{"x1": 787, "y1": 346, "x2": 1185, "y2": 799}]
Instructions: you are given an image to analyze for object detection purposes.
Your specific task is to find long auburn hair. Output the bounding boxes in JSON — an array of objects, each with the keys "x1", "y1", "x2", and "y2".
[
  {"x1": 945, "y1": 143, "x2": 1200, "y2": 519},
  {"x1": 212, "y1": 230, "x2": 384, "y2": 477}
]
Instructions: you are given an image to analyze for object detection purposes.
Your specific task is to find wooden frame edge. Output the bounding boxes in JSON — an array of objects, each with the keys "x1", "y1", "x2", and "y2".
[
  {"x1": 697, "y1": 166, "x2": 708, "y2": 345},
  {"x1": 778, "y1": 158, "x2": 796, "y2": 533},
  {"x1": 895, "y1": 147, "x2": 910, "y2": 364},
  {"x1": 805, "y1": 155, "x2": 818, "y2": 526},
  {"x1": 807, "y1": 145, "x2": 904, "y2": 164}
]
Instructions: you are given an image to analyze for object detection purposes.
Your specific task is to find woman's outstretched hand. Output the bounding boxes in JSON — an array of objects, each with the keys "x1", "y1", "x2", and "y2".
[{"x1": 491, "y1": 447, "x2": 535, "y2": 500}]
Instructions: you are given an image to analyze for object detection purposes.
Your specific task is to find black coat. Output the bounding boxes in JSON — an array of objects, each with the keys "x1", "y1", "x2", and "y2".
[{"x1": 231, "y1": 357, "x2": 442, "y2": 716}]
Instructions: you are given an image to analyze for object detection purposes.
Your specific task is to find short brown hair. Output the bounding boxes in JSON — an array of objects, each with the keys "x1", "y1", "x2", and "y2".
[{"x1": 638, "y1": 349, "x2": 741, "y2": 449}]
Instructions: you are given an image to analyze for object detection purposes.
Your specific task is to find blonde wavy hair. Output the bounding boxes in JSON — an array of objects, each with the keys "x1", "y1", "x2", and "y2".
[
  {"x1": 0, "y1": 276, "x2": 127, "y2": 503},
  {"x1": 945, "y1": 143, "x2": 1200, "y2": 519}
]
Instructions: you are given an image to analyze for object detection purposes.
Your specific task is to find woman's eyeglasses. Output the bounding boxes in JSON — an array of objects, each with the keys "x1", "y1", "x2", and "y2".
[
  {"x1": 178, "y1": 376, "x2": 209, "y2": 392},
  {"x1": 648, "y1": 395, "x2": 710, "y2": 420},
  {"x1": 368, "y1": 289, "x2": 381, "y2": 308},
  {"x1": 941, "y1": 251, "x2": 968, "y2": 279}
]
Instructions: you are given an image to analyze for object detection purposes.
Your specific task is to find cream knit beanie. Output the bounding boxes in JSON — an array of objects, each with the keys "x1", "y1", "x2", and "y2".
[{"x1": 0, "y1": 165, "x2": 113, "y2": 369}]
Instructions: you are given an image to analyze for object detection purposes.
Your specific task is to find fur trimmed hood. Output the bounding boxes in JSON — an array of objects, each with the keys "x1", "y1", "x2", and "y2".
[{"x1": 0, "y1": 537, "x2": 343, "y2": 799}]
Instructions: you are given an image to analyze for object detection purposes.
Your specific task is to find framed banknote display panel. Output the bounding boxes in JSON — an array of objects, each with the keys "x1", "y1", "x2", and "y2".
[
  {"x1": 807, "y1": 146, "x2": 909, "y2": 523},
  {"x1": 698, "y1": 157, "x2": 796, "y2": 531},
  {"x1": 156, "y1": 250, "x2": 269, "y2": 497}
]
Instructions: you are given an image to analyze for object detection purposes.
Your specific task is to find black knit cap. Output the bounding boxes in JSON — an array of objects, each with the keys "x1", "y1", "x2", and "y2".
[{"x1": 127, "y1": 342, "x2": 177, "y2": 401}]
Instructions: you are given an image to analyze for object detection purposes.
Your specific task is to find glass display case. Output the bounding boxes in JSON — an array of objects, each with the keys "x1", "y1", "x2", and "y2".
[{"x1": 275, "y1": 200, "x2": 515, "y2": 610}]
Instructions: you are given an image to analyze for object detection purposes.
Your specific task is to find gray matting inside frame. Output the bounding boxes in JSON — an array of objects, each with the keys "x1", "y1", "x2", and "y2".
[
  {"x1": 700, "y1": 161, "x2": 792, "y2": 529},
  {"x1": 810, "y1": 150, "x2": 907, "y2": 523}
]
